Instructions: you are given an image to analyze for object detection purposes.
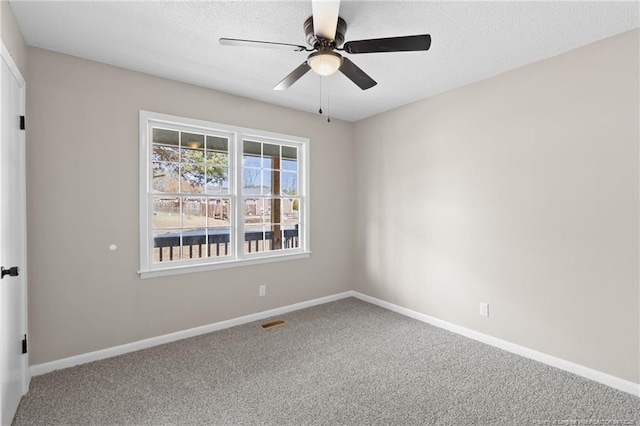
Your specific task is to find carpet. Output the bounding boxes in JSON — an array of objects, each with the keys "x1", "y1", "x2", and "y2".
[{"x1": 12, "y1": 298, "x2": 640, "y2": 425}]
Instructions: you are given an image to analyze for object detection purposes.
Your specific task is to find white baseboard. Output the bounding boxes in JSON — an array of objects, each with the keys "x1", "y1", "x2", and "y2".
[
  {"x1": 30, "y1": 289, "x2": 639, "y2": 398},
  {"x1": 352, "y1": 291, "x2": 640, "y2": 398},
  {"x1": 30, "y1": 291, "x2": 355, "y2": 377}
]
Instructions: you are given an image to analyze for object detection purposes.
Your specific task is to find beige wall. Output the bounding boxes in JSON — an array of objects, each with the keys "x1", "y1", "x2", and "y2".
[
  {"x1": 26, "y1": 47, "x2": 354, "y2": 365},
  {"x1": 354, "y1": 29, "x2": 640, "y2": 384},
  {"x1": 1, "y1": 0, "x2": 26, "y2": 75}
]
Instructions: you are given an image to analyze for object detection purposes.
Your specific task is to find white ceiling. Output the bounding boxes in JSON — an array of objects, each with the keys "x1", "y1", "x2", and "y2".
[{"x1": 10, "y1": 1, "x2": 640, "y2": 122}]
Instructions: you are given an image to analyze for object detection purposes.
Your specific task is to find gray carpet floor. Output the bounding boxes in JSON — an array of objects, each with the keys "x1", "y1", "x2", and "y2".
[{"x1": 13, "y1": 298, "x2": 640, "y2": 425}]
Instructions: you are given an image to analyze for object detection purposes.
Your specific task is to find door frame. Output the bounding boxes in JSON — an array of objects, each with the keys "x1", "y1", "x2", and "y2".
[{"x1": 0, "y1": 39, "x2": 29, "y2": 399}]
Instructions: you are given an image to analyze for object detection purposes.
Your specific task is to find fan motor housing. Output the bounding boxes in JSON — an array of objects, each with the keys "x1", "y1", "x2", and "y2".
[{"x1": 304, "y1": 16, "x2": 347, "y2": 48}]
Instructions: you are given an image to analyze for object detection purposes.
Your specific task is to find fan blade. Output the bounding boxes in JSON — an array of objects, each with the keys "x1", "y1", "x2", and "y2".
[
  {"x1": 343, "y1": 34, "x2": 431, "y2": 54},
  {"x1": 273, "y1": 62, "x2": 312, "y2": 90},
  {"x1": 220, "y1": 38, "x2": 308, "y2": 52},
  {"x1": 339, "y1": 57, "x2": 377, "y2": 90},
  {"x1": 312, "y1": 0, "x2": 340, "y2": 41}
]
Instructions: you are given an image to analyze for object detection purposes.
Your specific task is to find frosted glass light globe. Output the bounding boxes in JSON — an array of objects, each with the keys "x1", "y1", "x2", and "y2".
[{"x1": 308, "y1": 51, "x2": 342, "y2": 76}]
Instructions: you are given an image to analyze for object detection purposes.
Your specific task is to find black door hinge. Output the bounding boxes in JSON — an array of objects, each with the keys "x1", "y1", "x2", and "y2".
[
  {"x1": 19, "y1": 116, "x2": 25, "y2": 130},
  {"x1": 22, "y1": 334, "x2": 27, "y2": 354}
]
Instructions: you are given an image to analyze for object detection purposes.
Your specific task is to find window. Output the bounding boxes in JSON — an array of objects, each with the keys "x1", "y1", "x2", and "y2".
[{"x1": 139, "y1": 111, "x2": 309, "y2": 278}]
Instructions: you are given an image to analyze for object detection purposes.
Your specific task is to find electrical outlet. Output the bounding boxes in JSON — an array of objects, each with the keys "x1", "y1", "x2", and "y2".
[
  {"x1": 479, "y1": 302, "x2": 489, "y2": 317},
  {"x1": 259, "y1": 285, "x2": 266, "y2": 297}
]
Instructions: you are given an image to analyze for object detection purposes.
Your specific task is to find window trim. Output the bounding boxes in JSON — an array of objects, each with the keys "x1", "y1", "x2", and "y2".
[{"x1": 138, "y1": 110, "x2": 310, "y2": 279}]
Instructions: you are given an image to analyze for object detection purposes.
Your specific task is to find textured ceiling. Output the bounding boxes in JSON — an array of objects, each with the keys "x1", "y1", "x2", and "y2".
[{"x1": 10, "y1": 1, "x2": 640, "y2": 122}]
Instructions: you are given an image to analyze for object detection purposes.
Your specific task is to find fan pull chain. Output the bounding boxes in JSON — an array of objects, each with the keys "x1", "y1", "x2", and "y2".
[
  {"x1": 327, "y1": 82, "x2": 331, "y2": 123},
  {"x1": 318, "y1": 77, "x2": 323, "y2": 115}
]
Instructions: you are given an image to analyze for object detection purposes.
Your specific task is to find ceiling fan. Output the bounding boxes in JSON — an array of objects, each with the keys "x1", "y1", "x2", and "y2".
[{"x1": 219, "y1": 0, "x2": 431, "y2": 91}]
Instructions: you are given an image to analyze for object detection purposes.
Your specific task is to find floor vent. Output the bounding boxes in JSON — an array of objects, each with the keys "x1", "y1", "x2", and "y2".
[{"x1": 261, "y1": 320, "x2": 285, "y2": 330}]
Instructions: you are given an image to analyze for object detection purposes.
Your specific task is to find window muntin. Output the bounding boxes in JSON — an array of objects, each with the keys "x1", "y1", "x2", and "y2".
[{"x1": 140, "y1": 111, "x2": 309, "y2": 277}]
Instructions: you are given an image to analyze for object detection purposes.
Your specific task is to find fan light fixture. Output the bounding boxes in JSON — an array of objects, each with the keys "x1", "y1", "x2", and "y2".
[{"x1": 307, "y1": 51, "x2": 342, "y2": 76}]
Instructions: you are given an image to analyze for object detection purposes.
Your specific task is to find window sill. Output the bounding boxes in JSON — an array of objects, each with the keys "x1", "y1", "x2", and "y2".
[{"x1": 139, "y1": 251, "x2": 311, "y2": 279}]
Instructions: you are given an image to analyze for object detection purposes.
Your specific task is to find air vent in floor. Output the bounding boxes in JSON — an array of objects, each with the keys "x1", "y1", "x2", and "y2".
[{"x1": 261, "y1": 320, "x2": 285, "y2": 330}]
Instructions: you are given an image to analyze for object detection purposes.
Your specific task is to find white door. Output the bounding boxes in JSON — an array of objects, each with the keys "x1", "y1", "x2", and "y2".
[{"x1": 0, "y1": 43, "x2": 28, "y2": 426}]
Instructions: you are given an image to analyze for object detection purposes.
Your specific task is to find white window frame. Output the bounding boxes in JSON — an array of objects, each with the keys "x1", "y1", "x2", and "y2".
[{"x1": 139, "y1": 110, "x2": 310, "y2": 279}]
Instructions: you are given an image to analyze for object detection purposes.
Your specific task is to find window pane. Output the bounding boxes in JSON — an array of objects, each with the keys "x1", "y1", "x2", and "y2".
[
  {"x1": 243, "y1": 156, "x2": 261, "y2": 168},
  {"x1": 264, "y1": 198, "x2": 281, "y2": 225},
  {"x1": 283, "y1": 226, "x2": 300, "y2": 249},
  {"x1": 243, "y1": 168, "x2": 261, "y2": 193},
  {"x1": 207, "y1": 151, "x2": 228, "y2": 167},
  {"x1": 244, "y1": 225, "x2": 266, "y2": 254},
  {"x1": 181, "y1": 228, "x2": 207, "y2": 260},
  {"x1": 207, "y1": 198, "x2": 230, "y2": 227},
  {"x1": 282, "y1": 158, "x2": 297, "y2": 171},
  {"x1": 182, "y1": 197, "x2": 207, "y2": 228},
  {"x1": 244, "y1": 198, "x2": 266, "y2": 225},
  {"x1": 181, "y1": 147, "x2": 204, "y2": 164},
  {"x1": 243, "y1": 141, "x2": 261, "y2": 168},
  {"x1": 153, "y1": 197, "x2": 181, "y2": 229},
  {"x1": 207, "y1": 227, "x2": 231, "y2": 257},
  {"x1": 282, "y1": 146, "x2": 297, "y2": 171},
  {"x1": 263, "y1": 157, "x2": 279, "y2": 168},
  {"x1": 265, "y1": 224, "x2": 283, "y2": 252},
  {"x1": 181, "y1": 132, "x2": 204, "y2": 149},
  {"x1": 244, "y1": 140, "x2": 261, "y2": 154},
  {"x1": 206, "y1": 166, "x2": 229, "y2": 194},
  {"x1": 153, "y1": 128, "x2": 179, "y2": 146},
  {"x1": 152, "y1": 163, "x2": 179, "y2": 193},
  {"x1": 281, "y1": 172, "x2": 297, "y2": 195},
  {"x1": 181, "y1": 164, "x2": 205, "y2": 193},
  {"x1": 244, "y1": 197, "x2": 258, "y2": 219},
  {"x1": 153, "y1": 145, "x2": 179, "y2": 162},
  {"x1": 263, "y1": 143, "x2": 280, "y2": 157},
  {"x1": 262, "y1": 169, "x2": 278, "y2": 195},
  {"x1": 206, "y1": 136, "x2": 228, "y2": 153},
  {"x1": 154, "y1": 229, "x2": 181, "y2": 263},
  {"x1": 282, "y1": 198, "x2": 300, "y2": 225}
]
